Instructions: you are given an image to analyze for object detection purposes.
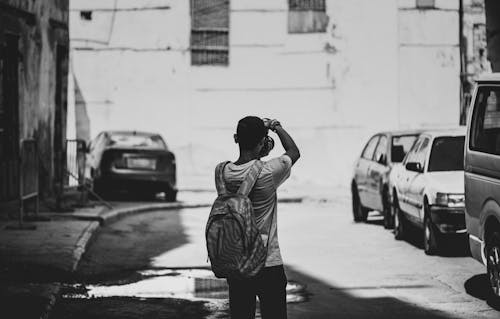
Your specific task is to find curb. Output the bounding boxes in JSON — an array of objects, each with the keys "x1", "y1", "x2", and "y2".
[{"x1": 71, "y1": 221, "x2": 100, "y2": 272}]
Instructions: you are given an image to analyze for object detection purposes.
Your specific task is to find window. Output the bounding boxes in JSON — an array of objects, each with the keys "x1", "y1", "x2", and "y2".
[
  {"x1": 80, "y1": 11, "x2": 92, "y2": 21},
  {"x1": 288, "y1": 0, "x2": 328, "y2": 34},
  {"x1": 109, "y1": 134, "x2": 167, "y2": 150},
  {"x1": 391, "y1": 134, "x2": 419, "y2": 163},
  {"x1": 191, "y1": 0, "x2": 229, "y2": 66},
  {"x1": 362, "y1": 136, "x2": 379, "y2": 160},
  {"x1": 414, "y1": 137, "x2": 430, "y2": 169},
  {"x1": 428, "y1": 137, "x2": 465, "y2": 172},
  {"x1": 373, "y1": 135, "x2": 388, "y2": 165},
  {"x1": 416, "y1": 0, "x2": 435, "y2": 9},
  {"x1": 404, "y1": 138, "x2": 422, "y2": 165},
  {"x1": 470, "y1": 86, "x2": 500, "y2": 155}
]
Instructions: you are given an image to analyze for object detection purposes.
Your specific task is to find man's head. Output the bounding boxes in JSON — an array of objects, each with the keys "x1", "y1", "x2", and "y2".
[{"x1": 234, "y1": 116, "x2": 268, "y2": 151}]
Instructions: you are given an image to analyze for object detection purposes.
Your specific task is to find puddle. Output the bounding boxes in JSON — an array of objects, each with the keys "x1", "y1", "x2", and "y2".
[{"x1": 63, "y1": 268, "x2": 308, "y2": 304}]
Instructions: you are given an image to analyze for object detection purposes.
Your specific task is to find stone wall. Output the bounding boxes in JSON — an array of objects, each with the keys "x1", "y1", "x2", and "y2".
[{"x1": 0, "y1": 0, "x2": 69, "y2": 198}]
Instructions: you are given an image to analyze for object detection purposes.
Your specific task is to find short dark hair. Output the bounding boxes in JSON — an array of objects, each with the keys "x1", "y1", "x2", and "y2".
[{"x1": 236, "y1": 116, "x2": 267, "y2": 150}]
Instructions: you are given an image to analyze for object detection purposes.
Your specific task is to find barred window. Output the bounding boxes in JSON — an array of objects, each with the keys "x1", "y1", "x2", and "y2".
[
  {"x1": 191, "y1": 0, "x2": 229, "y2": 66},
  {"x1": 416, "y1": 0, "x2": 435, "y2": 9},
  {"x1": 289, "y1": 0, "x2": 326, "y2": 11},
  {"x1": 288, "y1": 0, "x2": 328, "y2": 34}
]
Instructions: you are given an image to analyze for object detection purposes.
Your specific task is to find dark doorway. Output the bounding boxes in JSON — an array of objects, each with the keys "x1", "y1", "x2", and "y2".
[{"x1": 0, "y1": 33, "x2": 20, "y2": 202}]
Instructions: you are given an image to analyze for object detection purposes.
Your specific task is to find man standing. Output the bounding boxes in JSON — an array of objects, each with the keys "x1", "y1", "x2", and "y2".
[{"x1": 221, "y1": 116, "x2": 300, "y2": 319}]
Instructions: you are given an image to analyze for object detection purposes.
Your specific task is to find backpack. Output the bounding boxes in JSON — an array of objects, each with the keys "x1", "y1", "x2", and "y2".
[{"x1": 205, "y1": 160, "x2": 270, "y2": 279}]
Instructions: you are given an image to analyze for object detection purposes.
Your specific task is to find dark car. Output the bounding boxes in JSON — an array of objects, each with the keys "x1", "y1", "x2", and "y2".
[
  {"x1": 351, "y1": 130, "x2": 422, "y2": 228},
  {"x1": 87, "y1": 131, "x2": 177, "y2": 201}
]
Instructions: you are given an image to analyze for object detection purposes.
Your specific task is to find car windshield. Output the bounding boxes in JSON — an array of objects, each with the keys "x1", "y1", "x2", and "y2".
[
  {"x1": 391, "y1": 134, "x2": 418, "y2": 163},
  {"x1": 428, "y1": 136, "x2": 465, "y2": 172},
  {"x1": 109, "y1": 134, "x2": 166, "y2": 149}
]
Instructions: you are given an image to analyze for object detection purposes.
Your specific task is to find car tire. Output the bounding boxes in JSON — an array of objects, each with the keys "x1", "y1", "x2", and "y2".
[
  {"x1": 393, "y1": 198, "x2": 405, "y2": 240},
  {"x1": 486, "y1": 231, "x2": 500, "y2": 302},
  {"x1": 424, "y1": 213, "x2": 440, "y2": 255},
  {"x1": 164, "y1": 189, "x2": 177, "y2": 202},
  {"x1": 352, "y1": 184, "x2": 368, "y2": 222},
  {"x1": 382, "y1": 190, "x2": 392, "y2": 229}
]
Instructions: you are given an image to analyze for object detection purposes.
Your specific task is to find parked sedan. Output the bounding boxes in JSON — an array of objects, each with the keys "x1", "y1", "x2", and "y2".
[
  {"x1": 389, "y1": 128, "x2": 466, "y2": 255},
  {"x1": 87, "y1": 131, "x2": 177, "y2": 201},
  {"x1": 351, "y1": 130, "x2": 421, "y2": 228}
]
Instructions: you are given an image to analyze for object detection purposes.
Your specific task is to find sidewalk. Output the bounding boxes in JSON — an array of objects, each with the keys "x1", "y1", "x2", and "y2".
[
  {"x1": 0, "y1": 194, "x2": 214, "y2": 319},
  {"x1": 0, "y1": 186, "x2": 342, "y2": 319}
]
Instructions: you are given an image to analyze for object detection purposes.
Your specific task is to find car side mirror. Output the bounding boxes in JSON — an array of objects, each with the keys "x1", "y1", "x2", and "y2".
[{"x1": 405, "y1": 162, "x2": 423, "y2": 173}]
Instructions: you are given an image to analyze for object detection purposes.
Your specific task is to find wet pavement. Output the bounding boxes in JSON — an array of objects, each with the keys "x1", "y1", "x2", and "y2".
[
  {"x1": 49, "y1": 200, "x2": 500, "y2": 318},
  {"x1": 55, "y1": 268, "x2": 308, "y2": 318}
]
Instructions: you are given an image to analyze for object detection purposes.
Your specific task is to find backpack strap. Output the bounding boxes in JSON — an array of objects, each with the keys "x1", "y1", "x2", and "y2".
[
  {"x1": 215, "y1": 161, "x2": 231, "y2": 195},
  {"x1": 237, "y1": 160, "x2": 264, "y2": 196}
]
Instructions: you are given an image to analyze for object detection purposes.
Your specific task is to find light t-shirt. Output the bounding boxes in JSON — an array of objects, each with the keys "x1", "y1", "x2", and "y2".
[{"x1": 221, "y1": 155, "x2": 292, "y2": 267}]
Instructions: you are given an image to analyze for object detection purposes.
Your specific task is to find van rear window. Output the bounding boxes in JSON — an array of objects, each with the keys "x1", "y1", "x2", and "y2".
[{"x1": 470, "y1": 86, "x2": 500, "y2": 155}]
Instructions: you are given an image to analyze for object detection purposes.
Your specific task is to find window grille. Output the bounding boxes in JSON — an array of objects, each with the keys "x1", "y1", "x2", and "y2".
[
  {"x1": 289, "y1": 0, "x2": 326, "y2": 11},
  {"x1": 191, "y1": 0, "x2": 229, "y2": 66},
  {"x1": 416, "y1": 0, "x2": 435, "y2": 9},
  {"x1": 288, "y1": 0, "x2": 328, "y2": 34}
]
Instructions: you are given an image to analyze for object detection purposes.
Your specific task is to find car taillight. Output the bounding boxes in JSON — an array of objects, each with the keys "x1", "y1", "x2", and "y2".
[
  {"x1": 157, "y1": 153, "x2": 175, "y2": 171},
  {"x1": 113, "y1": 154, "x2": 127, "y2": 168}
]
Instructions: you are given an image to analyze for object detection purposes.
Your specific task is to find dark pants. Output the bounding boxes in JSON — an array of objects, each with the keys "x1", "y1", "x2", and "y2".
[{"x1": 227, "y1": 265, "x2": 287, "y2": 319}]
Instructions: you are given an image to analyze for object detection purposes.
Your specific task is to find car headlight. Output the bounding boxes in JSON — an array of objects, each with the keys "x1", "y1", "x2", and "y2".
[{"x1": 435, "y1": 192, "x2": 465, "y2": 207}]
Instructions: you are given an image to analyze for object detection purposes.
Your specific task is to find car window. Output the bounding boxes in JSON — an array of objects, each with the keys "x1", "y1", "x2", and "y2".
[
  {"x1": 373, "y1": 135, "x2": 388, "y2": 164},
  {"x1": 404, "y1": 138, "x2": 422, "y2": 164},
  {"x1": 414, "y1": 137, "x2": 430, "y2": 169},
  {"x1": 89, "y1": 133, "x2": 103, "y2": 153},
  {"x1": 470, "y1": 86, "x2": 500, "y2": 155},
  {"x1": 109, "y1": 134, "x2": 167, "y2": 149},
  {"x1": 428, "y1": 136, "x2": 465, "y2": 172},
  {"x1": 391, "y1": 134, "x2": 419, "y2": 163},
  {"x1": 361, "y1": 135, "x2": 380, "y2": 160}
]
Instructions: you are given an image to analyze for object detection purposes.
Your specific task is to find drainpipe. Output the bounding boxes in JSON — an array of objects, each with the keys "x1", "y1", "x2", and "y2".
[{"x1": 458, "y1": 0, "x2": 467, "y2": 125}]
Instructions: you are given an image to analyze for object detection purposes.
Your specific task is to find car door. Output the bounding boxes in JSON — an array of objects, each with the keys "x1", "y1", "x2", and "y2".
[
  {"x1": 354, "y1": 135, "x2": 380, "y2": 209},
  {"x1": 368, "y1": 134, "x2": 389, "y2": 211},
  {"x1": 398, "y1": 138, "x2": 422, "y2": 215},
  {"x1": 406, "y1": 136, "x2": 431, "y2": 223}
]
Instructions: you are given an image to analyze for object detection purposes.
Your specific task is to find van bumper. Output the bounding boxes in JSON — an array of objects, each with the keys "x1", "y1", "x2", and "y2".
[
  {"x1": 429, "y1": 206, "x2": 466, "y2": 234},
  {"x1": 469, "y1": 234, "x2": 486, "y2": 265}
]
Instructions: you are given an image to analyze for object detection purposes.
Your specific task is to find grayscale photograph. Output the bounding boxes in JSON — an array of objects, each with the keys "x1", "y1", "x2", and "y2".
[{"x1": 1, "y1": 0, "x2": 500, "y2": 318}]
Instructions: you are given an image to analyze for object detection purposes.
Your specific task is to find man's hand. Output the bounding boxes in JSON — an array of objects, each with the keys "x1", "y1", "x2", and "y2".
[
  {"x1": 263, "y1": 120, "x2": 300, "y2": 165},
  {"x1": 263, "y1": 118, "x2": 281, "y2": 132}
]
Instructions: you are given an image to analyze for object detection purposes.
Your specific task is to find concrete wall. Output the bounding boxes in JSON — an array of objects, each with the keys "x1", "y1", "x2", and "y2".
[
  {"x1": 69, "y1": 0, "x2": 466, "y2": 191},
  {"x1": 0, "y1": 0, "x2": 69, "y2": 197}
]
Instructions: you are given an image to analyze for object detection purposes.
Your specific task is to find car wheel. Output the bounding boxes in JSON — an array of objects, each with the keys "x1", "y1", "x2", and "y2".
[
  {"x1": 382, "y1": 190, "x2": 392, "y2": 229},
  {"x1": 486, "y1": 231, "x2": 500, "y2": 302},
  {"x1": 393, "y1": 199, "x2": 405, "y2": 240},
  {"x1": 164, "y1": 189, "x2": 177, "y2": 202},
  {"x1": 352, "y1": 184, "x2": 368, "y2": 222},
  {"x1": 424, "y1": 214, "x2": 439, "y2": 255}
]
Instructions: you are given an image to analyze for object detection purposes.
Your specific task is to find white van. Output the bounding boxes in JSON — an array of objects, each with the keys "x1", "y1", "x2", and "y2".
[{"x1": 465, "y1": 73, "x2": 500, "y2": 299}]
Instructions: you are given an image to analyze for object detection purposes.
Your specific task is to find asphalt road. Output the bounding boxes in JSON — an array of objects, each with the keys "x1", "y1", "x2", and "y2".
[{"x1": 51, "y1": 197, "x2": 500, "y2": 318}]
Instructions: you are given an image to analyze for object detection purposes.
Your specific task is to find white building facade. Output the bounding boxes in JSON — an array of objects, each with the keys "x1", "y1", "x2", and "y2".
[{"x1": 69, "y1": 0, "x2": 478, "y2": 190}]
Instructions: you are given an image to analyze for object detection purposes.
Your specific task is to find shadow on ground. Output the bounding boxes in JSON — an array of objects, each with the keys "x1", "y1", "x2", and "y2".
[
  {"x1": 465, "y1": 274, "x2": 500, "y2": 311},
  {"x1": 76, "y1": 209, "x2": 189, "y2": 283},
  {"x1": 285, "y1": 265, "x2": 457, "y2": 319}
]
